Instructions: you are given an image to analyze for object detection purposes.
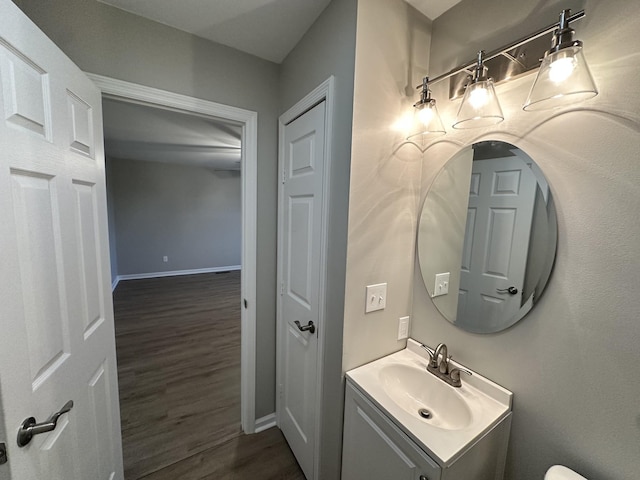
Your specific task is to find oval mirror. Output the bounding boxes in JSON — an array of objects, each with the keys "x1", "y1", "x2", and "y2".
[{"x1": 418, "y1": 141, "x2": 557, "y2": 333}]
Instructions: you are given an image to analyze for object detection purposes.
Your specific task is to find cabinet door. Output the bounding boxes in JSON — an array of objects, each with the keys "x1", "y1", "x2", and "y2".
[{"x1": 342, "y1": 382, "x2": 441, "y2": 480}]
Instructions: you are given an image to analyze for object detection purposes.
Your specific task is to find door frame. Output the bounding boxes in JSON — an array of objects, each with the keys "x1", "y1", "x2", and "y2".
[
  {"x1": 86, "y1": 74, "x2": 259, "y2": 433},
  {"x1": 276, "y1": 76, "x2": 335, "y2": 478}
]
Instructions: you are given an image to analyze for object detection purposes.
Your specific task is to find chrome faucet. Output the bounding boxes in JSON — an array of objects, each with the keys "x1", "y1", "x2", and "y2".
[
  {"x1": 433, "y1": 343, "x2": 449, "y2": 374},
  {"x1": 421, "y1": 343, "x2": 472, "y2": 388}
]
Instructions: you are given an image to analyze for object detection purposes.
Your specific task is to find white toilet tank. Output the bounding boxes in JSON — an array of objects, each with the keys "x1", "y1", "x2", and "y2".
[{"x1": 545, "y1": 465, "x2": 588, "y2": 480}]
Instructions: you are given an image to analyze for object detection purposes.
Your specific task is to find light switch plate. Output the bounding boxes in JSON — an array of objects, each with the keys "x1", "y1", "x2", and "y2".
[
  {"x1": 433, "y1": 272, "x2": 450, "y2": 297},
  {"x1": 397, "y1": 316, "x2": 410, "y2": 340},
  {"x1": 365, "y1": 283, "x2": 387, "y2": 313}
]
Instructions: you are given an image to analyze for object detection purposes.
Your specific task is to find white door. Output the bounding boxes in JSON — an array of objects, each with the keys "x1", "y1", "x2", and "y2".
[
  {"x1": 277, "y1": 101, "x2": 326, "y2": 480},
  {"x1": 458, "y1": 155, "x2": 537, "y2": 330},
  {"x1": 0, "y1": 2, "x2": 124, "y2": 479}
]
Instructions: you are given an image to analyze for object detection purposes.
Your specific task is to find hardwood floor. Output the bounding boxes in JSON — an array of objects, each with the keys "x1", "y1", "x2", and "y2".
[{"x1": 113, "y1": 272, "x2": 305, "y2": 480}]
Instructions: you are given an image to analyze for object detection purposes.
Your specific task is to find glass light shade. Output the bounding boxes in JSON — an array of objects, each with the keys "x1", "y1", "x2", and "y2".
[
  {"x1": 523, "y1": 45, "x2": 598, "y2": 111},
  {"x1": 407, "y1": 101, "x2": 446, "y2": 140},
  {"x1": 453, "y1": 79, "x2": 504, "y2": 129}
]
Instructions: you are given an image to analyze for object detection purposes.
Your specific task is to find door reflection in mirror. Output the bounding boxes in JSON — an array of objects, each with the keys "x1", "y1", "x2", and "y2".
[{"x1": 418, "y1": 141, "x2": 557, "y2": 333}]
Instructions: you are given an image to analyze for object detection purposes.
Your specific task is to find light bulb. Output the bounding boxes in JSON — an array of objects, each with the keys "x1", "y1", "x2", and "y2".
[
  {"x1": 548, "y1": 55, "x2": 577, "y2": 84},
  {"x1": 468, "y1": 85, "x2": 489, "y2": 109},
  {"x1": 417, "y1": 105, "x2": 434, "y2": 125}
]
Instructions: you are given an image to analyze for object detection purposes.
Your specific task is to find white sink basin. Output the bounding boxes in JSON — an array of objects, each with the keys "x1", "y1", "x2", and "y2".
[
  {"x1": 379, "y1": 363, "x2": 472, "y2": 430},
  {"x1": 346, "y1": 339, "x2": 512, "y2": 466}
]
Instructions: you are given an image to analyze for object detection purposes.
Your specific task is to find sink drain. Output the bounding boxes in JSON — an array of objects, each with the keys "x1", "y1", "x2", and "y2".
[{"x1": 418, "y1": 408, "x2": 432, "y2": 419}]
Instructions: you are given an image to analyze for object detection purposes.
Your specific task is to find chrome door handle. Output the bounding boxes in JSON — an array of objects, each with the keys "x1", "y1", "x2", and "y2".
[
  {"x1": 496, "y1": 286, "x2": 518, "y2": 295},
  {"x1": 17, "y1": 400, "x2": 74, "y2": 447},
  {"x1": 294, "y1": 320, "x2": 316, "y2": 334}
]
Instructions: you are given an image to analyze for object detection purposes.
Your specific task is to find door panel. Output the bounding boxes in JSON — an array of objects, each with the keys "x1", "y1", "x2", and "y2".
[
  {"x1": 278, "y1": 101, "x2": 326, "y2": 480},
  {"x1": 288, "y1": 196, "x2": 314, "y2": 306},
  {"x1": 484, "y1": 207, "x2": 517, "y2": 277},
  {"x1": 283, "y1": 326, "x2": 312, "y2": 441},
  {"x1": 0, "y1": 2, "x2": 124, "y2": 478},
  {"x1": 73, "y1": 180, "x2": 105, "y2": 338},
  {"x1": 0, "y1": 42, "x2": 51, "y2": 138},
  {"x1": 10, "y1": 170, "x2": 71, "y2": 387},
  {"x1": 84, "y1": 361, "x2": 117, "y2": 480},
  {"x1": 67, "y1": 91, "x2": 94, "y2": 156},
  {"x1": 458, "y1": 156, "x2": 537, "y2": 328}
]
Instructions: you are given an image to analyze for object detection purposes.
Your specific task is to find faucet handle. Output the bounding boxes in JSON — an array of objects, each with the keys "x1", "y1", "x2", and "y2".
[
  {"x1": 420, "y1": 344, "x2": 438, "y2": 368},
  {"x1": 449, "y1": 367, "x2": 472, "y2": 385}
]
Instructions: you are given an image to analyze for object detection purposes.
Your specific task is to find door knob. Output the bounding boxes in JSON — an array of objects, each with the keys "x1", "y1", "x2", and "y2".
[
  {"x1": 294, "y1": 320, "x2": 316, "y2": 334},
  {"x1": 496, "y1": 286, "x2": 518, "y2": 295},
  {"x1": 17, "y1": 400, "x2": 74, "y2": 447}
]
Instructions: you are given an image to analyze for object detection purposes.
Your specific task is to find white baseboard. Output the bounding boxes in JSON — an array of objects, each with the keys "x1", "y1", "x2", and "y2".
[
  {"x1": 114, "y1": 265, "x2": 241, "y2": 286},
  {"x1": 111, "y1": 277, "x2": 120, "y2": 292},
  {"x1": 254, "y1": 413, "x2": 276, "y2": 433}
]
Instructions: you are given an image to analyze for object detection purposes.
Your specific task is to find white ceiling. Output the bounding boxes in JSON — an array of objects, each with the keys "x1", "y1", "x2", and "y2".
[
  {"x1": 97, "y1": 0, "x2": 332, "y2": 63},
  {"x1": 100, "y1": 1, "x2": 463, "y2": 167},
  {"x1": 405, "y1": 0, "x2": 462, "y2": 21},
  {"x1": 97, "y1": 0, "x2": 462, "y2": 64},
  {"x1": 102, "y1": 99, "x2": 242, "y2": 170}
]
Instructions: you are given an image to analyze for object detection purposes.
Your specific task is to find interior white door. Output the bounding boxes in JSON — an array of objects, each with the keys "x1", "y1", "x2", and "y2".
[
  {"x1": 458, "y1": 155, "x2": 537, "y2": 330},
  {"x1": 0, "y1": 2, "x2": 124, "y2": 479},
  {"x1": 278, "y1": 101, "x2": 326, "y2": 480}
]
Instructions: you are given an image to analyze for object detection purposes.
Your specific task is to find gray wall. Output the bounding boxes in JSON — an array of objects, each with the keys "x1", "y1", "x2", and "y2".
[
  {"x1": 12, "y1": 0, "x2": 280, "y2": 418},
  {"x1": 412, "y1": 0, "x2": 640, "y2": 479},
  {"x1": 342, "y1": 0, "x2": 431, "y2": 370},
  {"x1": 105, "y1": 158, "x2": 118, "y2": 285},
  {"x1": 107, "y1": 157, "x2": 241, "y2": 276},
  {"x1": 279, "y1": 0, "x2": 357, "y2": 477}
]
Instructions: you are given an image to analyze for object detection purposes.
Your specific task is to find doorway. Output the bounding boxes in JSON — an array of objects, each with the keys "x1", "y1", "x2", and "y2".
[
  {"x1": 102, "y1": 93, "x2": 248, "y2": 477},
  {"x1": 88, "y1": 74, "x2": 259, "y2": 438},
  {"x1": 91, "y1": 76, "x2": 262, "y2": 479}
]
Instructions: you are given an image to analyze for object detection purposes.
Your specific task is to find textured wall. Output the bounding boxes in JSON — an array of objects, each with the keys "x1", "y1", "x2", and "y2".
[
  {"x1": 343, "y1": 0, "x2": 431, "y2": 372},
  {"x1": 12, "y1": 0, "x2": 279, "y2": 418},
  {"x1": 411, "y1": 0, "x2": 640, "y2": 479},
  {"x1": 107, "y1": 158, "x2": 241, "y2": 276}
]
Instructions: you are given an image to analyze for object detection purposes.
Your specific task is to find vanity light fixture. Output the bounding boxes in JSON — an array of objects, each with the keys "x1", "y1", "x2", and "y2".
[
  {"x1": 410, "y1": 8, "x2": 596, "y2": 131},
  {"x1": 408, "y1": 77, "x2": 446, "y2": 139},
  {"x1": 452, "y1": 51, "x2": 504, "y2": 129},
  {"x1": 523, "y1": 9, "x2": 598, "y2": 110}
]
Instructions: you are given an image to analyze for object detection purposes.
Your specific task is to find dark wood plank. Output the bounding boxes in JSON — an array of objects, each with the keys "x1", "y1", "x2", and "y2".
[
  {"x1": 140, "y1": 428, "x2": 305, "y2": 480},
  {"x1": 113, "y1": 272, "x2": 304, "y2": 480}
]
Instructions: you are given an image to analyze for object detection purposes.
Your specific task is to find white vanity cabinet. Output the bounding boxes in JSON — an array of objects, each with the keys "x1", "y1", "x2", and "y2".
[
  {"x1": 342, "y1": 381, "x2": 441, "y2": 480},
  {"x1": 341, "y1": 341, "x2": 513, "y2": 480}
]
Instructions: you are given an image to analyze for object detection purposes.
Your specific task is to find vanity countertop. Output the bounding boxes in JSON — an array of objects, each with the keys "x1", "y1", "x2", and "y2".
[{"x1": 346, "y1": 339, "x2": 513, "y2": 466}]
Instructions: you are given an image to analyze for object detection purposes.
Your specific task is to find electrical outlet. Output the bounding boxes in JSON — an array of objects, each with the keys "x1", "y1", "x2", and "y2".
[
  {"x1": 365, "y1": 283, "x2": 387, "y2": 313},
  {"x1": 397, "y1": 316, "x2": 410, "y2": 340},
  {"x1": 433, "y1": 272, "x2": 450, "y2": 297},
  {"x1": 163, "y1": 256, "x2": 169, "y2": 263}
]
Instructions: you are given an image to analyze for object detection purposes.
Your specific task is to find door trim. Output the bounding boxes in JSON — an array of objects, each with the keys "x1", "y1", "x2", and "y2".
[
  {"x1": 86, "y1": 73, "x2": 259, "y2": 433},
  {"x1": 276, "y1": 76, "x2": 335, "y2": 479}
]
